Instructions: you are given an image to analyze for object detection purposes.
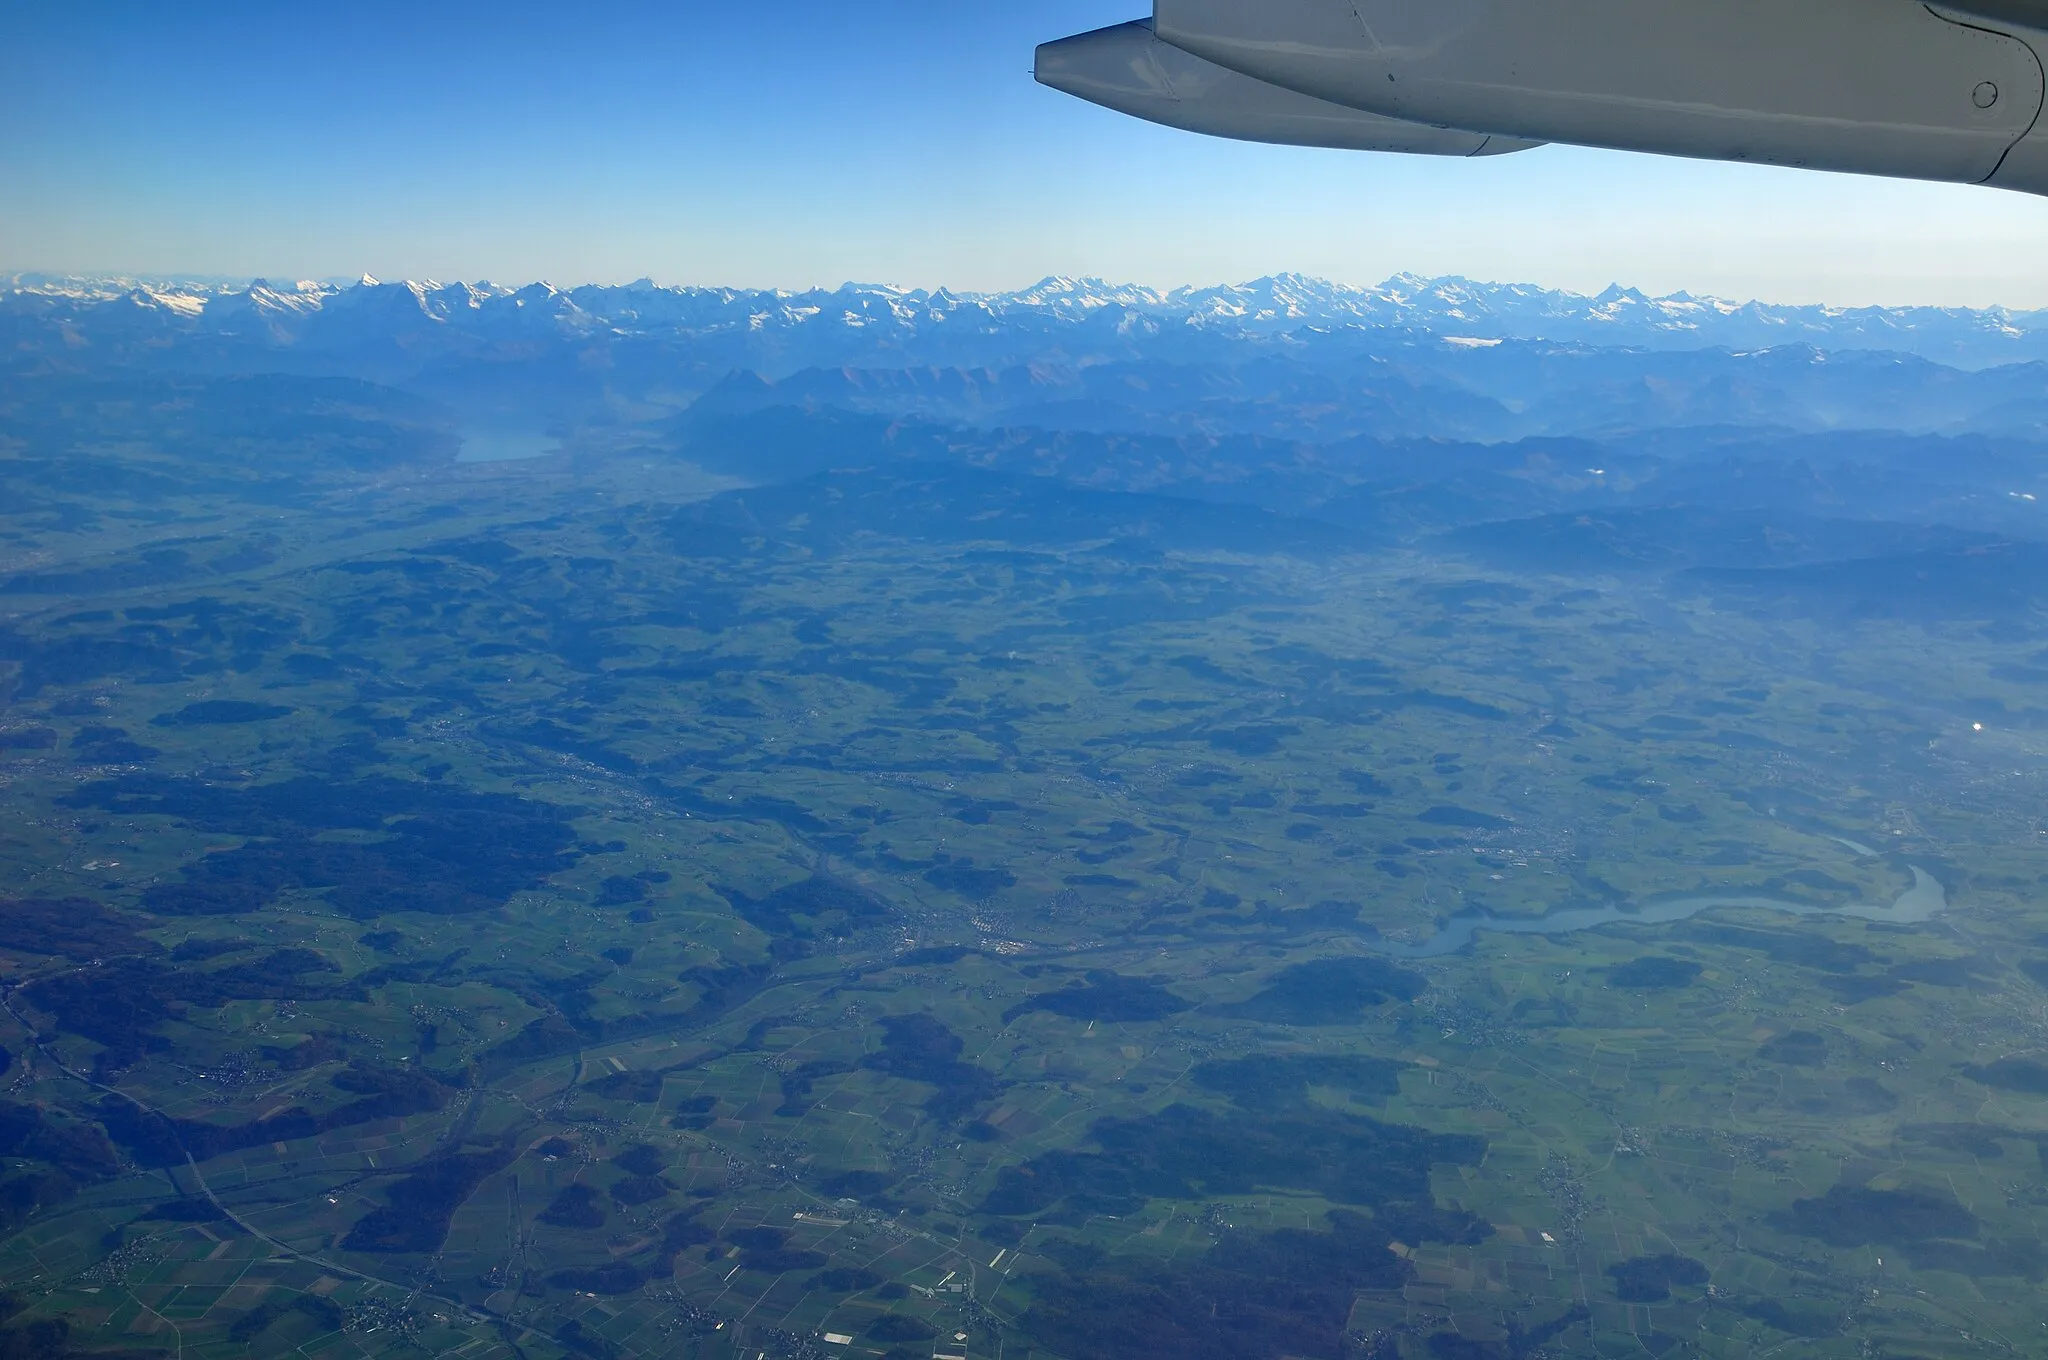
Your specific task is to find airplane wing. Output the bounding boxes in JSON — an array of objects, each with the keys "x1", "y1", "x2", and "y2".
[
  {"x1": 1038, "y1": 1, "x2": 2048, "y2": 194},
  {"x1": 1036, "y1": 20, "x2": 1536, "y2": 157}
]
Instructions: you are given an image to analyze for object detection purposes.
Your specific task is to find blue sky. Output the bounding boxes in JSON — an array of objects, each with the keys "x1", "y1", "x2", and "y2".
[{"x1": 6, "y1": 0, "x2": 2048, "y2": 305}]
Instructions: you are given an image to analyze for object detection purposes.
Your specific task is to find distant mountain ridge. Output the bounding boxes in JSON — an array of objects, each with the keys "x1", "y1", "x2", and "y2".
[
  {"x1": 6, "y1": 267, "x2": 2048, "y2": 628},
  {"x1": 7, "y1": 271, "x2": 2047, "y2": 367}
]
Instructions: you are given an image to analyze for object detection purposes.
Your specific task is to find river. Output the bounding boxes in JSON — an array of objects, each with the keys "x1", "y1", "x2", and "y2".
[{"x1": 1380, "y1": 866, "x2": 1946, "y2": 959}]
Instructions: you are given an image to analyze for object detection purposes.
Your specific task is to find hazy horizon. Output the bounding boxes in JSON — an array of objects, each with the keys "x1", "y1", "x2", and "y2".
[{"x1": 11, "y1": 265, "x2": 2048, "y2": 314}]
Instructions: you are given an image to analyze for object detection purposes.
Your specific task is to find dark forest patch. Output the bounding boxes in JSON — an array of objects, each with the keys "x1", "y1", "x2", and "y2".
[
  {"x1": 1216, "y1": 957, "x2": 1425, "y2": 1025},
  {"x1": 612, "y1": 1144, "x2": 668, "y2": 1177},
  {"x1": 949, "y1": 798, "x2": 1019, "y2": 825},
  {"x1": 817, "y1": 1169, "x2": 898, "y2": 1200},
  {"x1": 539, "y1": 1184, "x2": 607, "y2": 1230},
  {"x1": 341, "y1": 1140, "x2": 517, "y2": 1254},
  {"x1": 1003, "y1": 972, "x2": 1191, "y2": 1024},
  {"x1": 1963, "y1": 1057, "x2": 2048, "y2": 1094},
  {"x1": 139, "y1": 822, "x2": 575, "y2": 919},
  {"x1": 151, "y1": 701, "x2": 293, "y2": 727},
  {"x1": 587, "y1": 1069, "x2": 664, "y2": 1103},
  {"x1": 67, "y1": 774, "x2": 578, "y2": 919},
  {"x1": 1777, "y1": 1184, "x2": 1979, "y2": 1247},
  {"x1": 1607, "y1": 1253, "x2": 1708, "y2": 1303},
  {"x1": 719, "y1": 874, "x2": 892, "y2": 939},
  {"x1": 1609, "y1": 957, "x2": 1702, "y2": 990},
  {"x1": 724, "y1": 1225, "x2": 827, "y2": 1274},
  {"x1": 861, "y1": 1014, "x2": 997, "y2": 1124},
  {"x1": 980, "y1": 1102, "x2": 1485, "y2": 1221},
  {"x1": 0, "y1": 899, "x2": 153, "y2": 960},
  {"x1": 610, "y1": 1175, "x2": 673, "y2": 1207}
]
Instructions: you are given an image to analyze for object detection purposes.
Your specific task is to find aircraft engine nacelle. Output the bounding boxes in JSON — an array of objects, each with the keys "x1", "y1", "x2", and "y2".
[
  {"x1": 1034, "y1": 19, "x2": 1538, "y2": 156},
  {"x1": 1152, "y1": 0, "x2": 2048, "y2": 193}
]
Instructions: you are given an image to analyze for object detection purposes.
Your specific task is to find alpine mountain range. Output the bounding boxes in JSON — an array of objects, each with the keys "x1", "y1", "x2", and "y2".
[{"x1": 8, "y1": 270, "x2": 2048, "y2": 369}]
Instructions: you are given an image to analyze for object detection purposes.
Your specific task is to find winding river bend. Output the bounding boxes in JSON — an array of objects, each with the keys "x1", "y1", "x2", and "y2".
[{"x1": 1380, "y1": 866, "x2": 1947, "y2": 959}]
